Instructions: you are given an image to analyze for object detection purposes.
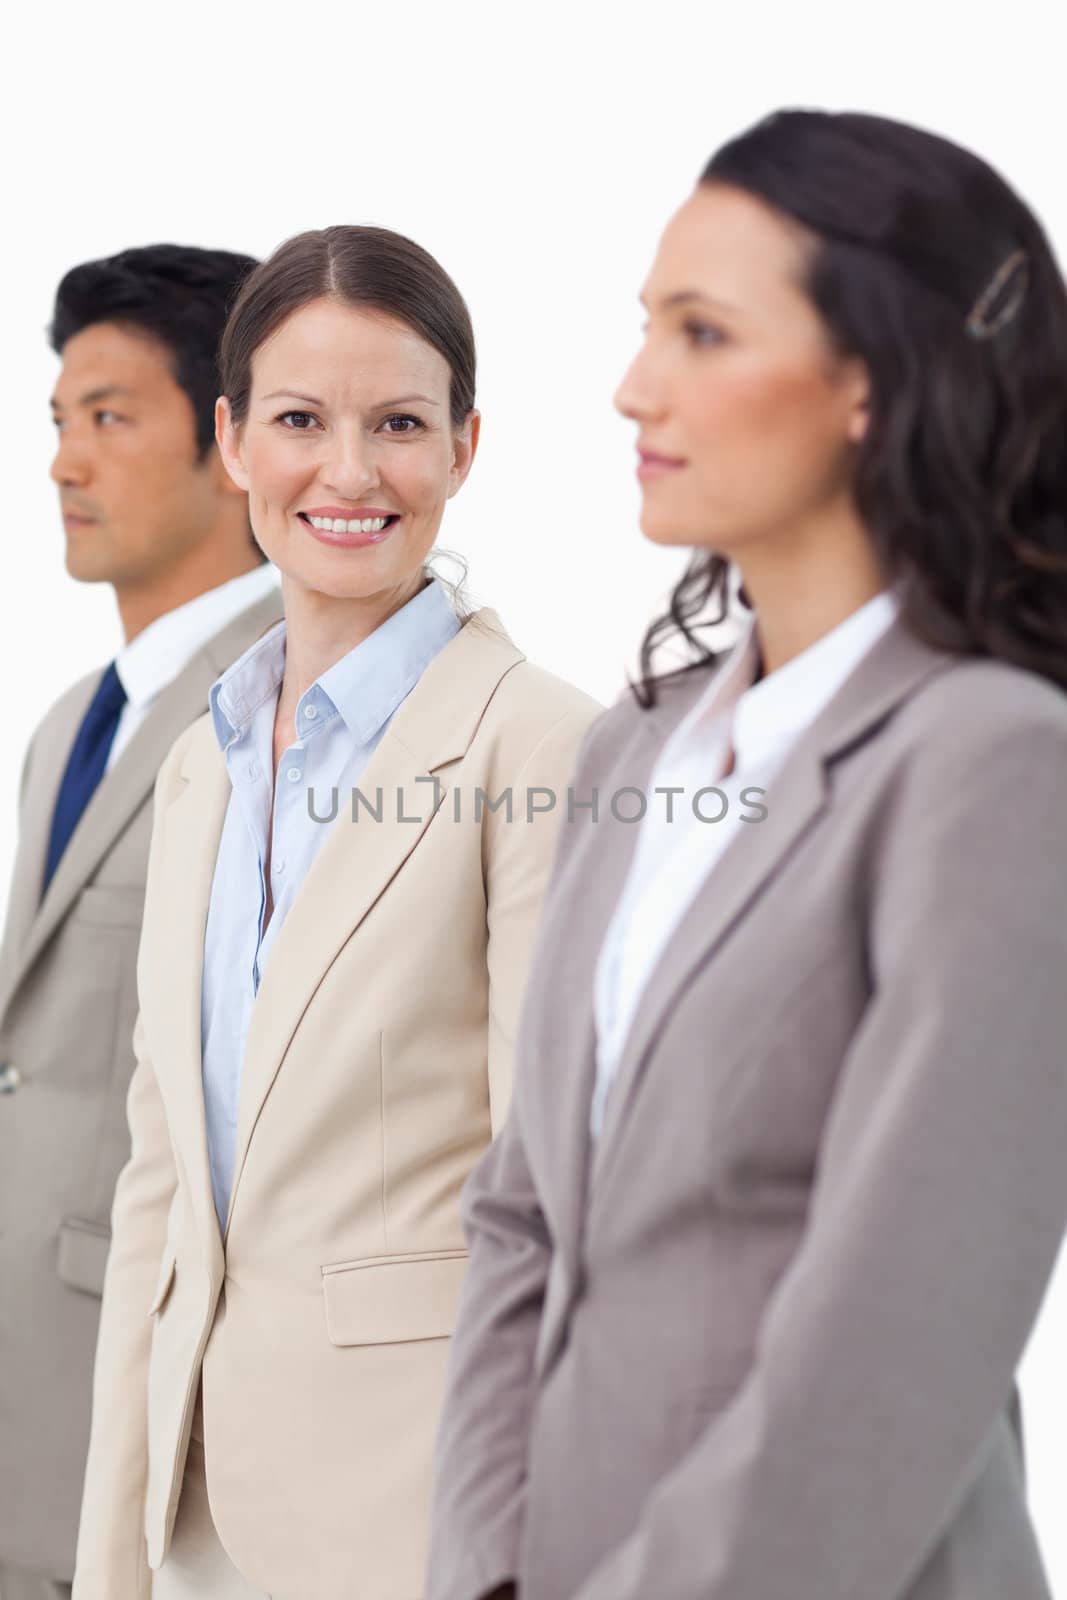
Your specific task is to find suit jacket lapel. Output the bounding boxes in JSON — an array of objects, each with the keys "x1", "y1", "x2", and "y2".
[
  {"x1": 587, "y1": 618, "x2": 955, "y2": 1201},
  {"x1": 526, "y1": 684, "x2": 695, "y2": 1305},
  {"x1": 0, "y1": 674, "x2": 96, "y2": 1017},
  {"x1": 222, "y1": 609, "x2": 524, "y2": 1235},
  {"x1": 4, "y1": 592, "x2": 282, "y2": 1010}
]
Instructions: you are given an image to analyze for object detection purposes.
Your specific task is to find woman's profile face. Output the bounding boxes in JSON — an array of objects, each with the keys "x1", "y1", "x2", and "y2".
[
  {"x1": 217, "y1": 296, "x2": 477, "y2": 606},
  {"x1": 614, "y1": 181, "x2": 869, "y2": 559}
]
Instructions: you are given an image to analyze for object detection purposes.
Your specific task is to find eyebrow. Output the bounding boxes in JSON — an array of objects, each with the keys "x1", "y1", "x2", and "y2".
[
  {"x1": 260, "y1": 389, "x2": 441, "y2": 408},
  {"x1": 638, "y1": 290, "x2": 739, "y2": 315},
  {"x1": 49, "y1": 383, "x2": 138, "y2": 411}
]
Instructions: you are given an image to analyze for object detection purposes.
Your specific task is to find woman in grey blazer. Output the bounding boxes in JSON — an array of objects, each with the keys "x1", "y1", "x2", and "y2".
[{"x1": 426, "y1": 109, "x2": 1067, "y2": 1600}]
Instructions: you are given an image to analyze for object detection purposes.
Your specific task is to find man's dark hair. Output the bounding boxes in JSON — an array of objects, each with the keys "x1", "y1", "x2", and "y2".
[{"x1": 50, "y1": 243, "x2": 258, "y2": 460}]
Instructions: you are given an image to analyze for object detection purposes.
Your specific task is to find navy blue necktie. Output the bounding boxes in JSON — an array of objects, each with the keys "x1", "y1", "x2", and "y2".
[{"x1": 41, "y1": 661, "x2": 127, "y2": 897}]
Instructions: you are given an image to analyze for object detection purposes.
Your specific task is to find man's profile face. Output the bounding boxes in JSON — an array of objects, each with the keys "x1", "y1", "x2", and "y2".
[{"x1": 50, "y1": 321, "x2": 223, "y2": 587}]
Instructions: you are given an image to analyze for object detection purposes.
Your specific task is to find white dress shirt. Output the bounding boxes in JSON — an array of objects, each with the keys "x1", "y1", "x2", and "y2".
[
  {"x1": 590, "y1": 589, "x2": 900, "y2": 1139},
  {"x1": 200, "y1": 577, "x2": 460, "y2": 1227},
  {"x1": 107, "y1": 562, "x2": 281, "y2": 769}
]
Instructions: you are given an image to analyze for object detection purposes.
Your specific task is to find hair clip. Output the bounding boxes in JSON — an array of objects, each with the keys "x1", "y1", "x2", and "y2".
[{"x1": 965, "y1": 247, "x2": 1030, "y2": 339}]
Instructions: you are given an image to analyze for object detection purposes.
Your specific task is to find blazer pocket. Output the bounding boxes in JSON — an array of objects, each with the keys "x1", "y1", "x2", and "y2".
[
  {"x1": 70, "y1": 883, "x2": 145, "y2": 929},
  {"x1": 321, "y1": 1248, "x2": 469, "y2": 1347},
  {"x1": 147, "y1": 1250, "x2": 177, "y2": 1317},
  {"x1": 56, "y1": 1216, "x2": 111, "y2": 1298}
]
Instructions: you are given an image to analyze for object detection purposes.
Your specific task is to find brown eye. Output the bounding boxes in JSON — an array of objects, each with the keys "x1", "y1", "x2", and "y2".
[
  {"x1": 279, "y1": 411, "x2": 317, "y2": 430},
  {"x1": 684, "y1": 320, "x2": 725, "y2": 348}
]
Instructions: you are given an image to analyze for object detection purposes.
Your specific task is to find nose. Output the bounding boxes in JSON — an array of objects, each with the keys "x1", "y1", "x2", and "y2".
[
  {"x1": 50, "y1": 425, "x2": 91, "y2": 489},
  {"x1": 320, "y1": 424, "x2": 380, "y2": 500},
  {"x1": 613, "y1": 342, "x2": 664, "y2": 425}
]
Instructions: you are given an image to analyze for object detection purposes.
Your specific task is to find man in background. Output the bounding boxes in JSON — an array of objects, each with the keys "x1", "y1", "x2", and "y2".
[{"x1": 0, "y1": 244, "x2": 281, "y2": 1599}]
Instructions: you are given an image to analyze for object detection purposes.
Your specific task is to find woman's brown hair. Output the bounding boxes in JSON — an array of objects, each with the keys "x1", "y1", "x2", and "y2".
[{"x1": 219, "y1": 225, "x2": 476, "y2": 429}]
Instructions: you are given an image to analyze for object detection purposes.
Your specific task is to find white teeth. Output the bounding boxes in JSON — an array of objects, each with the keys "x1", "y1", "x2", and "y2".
[{"x1": 306, "y1": 515, "x2": 391, "y2": 534}]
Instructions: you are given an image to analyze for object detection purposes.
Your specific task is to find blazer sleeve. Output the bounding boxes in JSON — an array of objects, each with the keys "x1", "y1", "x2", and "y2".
[
  {"x1": 72, "y1": 744, "x2": 188, "y2": 1600},
  {"x1": 570, "y1": 702, "x2": 1067, "y2": 1600},
  {"x1": 427, "y1": 702, "x2": 602, "y2": 1600}
]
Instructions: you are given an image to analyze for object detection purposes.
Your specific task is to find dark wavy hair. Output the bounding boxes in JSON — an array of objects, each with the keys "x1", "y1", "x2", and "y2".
[
  {"x1": 635, "y1": 108, "x2": 1067, "y2": 703},
  {"x1": 50, "y1": 243, "x2": 258, "y2": 459}
]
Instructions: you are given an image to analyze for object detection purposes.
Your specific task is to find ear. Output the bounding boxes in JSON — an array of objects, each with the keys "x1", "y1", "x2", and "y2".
[
  {"x1": 206, "y1": 442, "x2": 248, "y2": 499},
  {"x1": 843, "y1": 360, "x2": 871, "y2": 446},
  {"x1": 215, "y1": 396, "x2": 251, "y2": 491},
  {"x1": 446, "y1": 409, "x2": 481, "y2": 499}
]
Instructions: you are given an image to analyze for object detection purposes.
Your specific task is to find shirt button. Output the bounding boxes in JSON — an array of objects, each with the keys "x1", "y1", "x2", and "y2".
[
  {"x1": 303, "y1": 704, "x2": 318, "y2": 720},
  {"x1": 286, "y1": 767, "x2": 301, "y2": 783},
  {"x1": 275, "y1": 857, "x2": 286, "y2": 875}
]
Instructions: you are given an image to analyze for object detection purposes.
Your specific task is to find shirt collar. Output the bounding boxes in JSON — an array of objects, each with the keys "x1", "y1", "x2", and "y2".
[
  {"x1": 731, "y1": 588, "x2": 900, "y2": 771},
  {"x1": 209, "y1": 576, "x2": 460, "y2": 751},
  {"x1": 114, "y1": 562, "x2": 280, "y2": 712}
]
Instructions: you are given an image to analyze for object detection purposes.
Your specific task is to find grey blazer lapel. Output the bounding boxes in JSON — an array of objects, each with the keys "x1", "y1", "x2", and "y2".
[
  {"x1": 5, "y1": 589, "x2": 281, "y2": 1007},
  {"x1": 588, "y1": 617, "x2": 954, "y2": 1198}
]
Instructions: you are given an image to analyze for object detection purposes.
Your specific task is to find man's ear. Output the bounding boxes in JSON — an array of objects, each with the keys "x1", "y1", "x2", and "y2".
[
  {"x1": 447, "y1": 409, "x2": 481, "y2": 498},
  {"x1": 215, "y1": 396, "x2": 250, "y2": 491}
]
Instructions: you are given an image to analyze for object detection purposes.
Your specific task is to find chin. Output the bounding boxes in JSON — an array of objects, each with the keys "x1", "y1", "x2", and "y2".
[
  {"x1": 64, "y1": 553, "x2": 112, "y2": 585},
  {"x1": 638, "y1": 508, "x2": 703, "y2": 549}
]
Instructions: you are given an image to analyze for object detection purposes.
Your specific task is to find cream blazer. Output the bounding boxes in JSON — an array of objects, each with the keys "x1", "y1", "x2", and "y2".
[{"x1": 71, "y1": 607, "x2": 600, "y2": 1600}]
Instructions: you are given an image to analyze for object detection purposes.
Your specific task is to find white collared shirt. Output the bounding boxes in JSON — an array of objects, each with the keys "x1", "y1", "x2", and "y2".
[
  {"x1": 107, "y1": 562, "x2": 281, "y2": 769},
  {"x1": 590, "y1": 589, "x2": 900, "y2": 1140}
]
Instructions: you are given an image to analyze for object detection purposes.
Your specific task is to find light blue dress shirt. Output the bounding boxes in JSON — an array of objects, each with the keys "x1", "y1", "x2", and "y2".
[{"x1": 200, "y1": 577, "x2": 461, "y2": 1227}]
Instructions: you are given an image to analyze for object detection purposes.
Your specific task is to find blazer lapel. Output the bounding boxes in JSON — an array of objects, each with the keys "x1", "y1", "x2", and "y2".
[
  {"x1": 143, "y1": 735, "x2": 234, "y2": 1262},
  {"x1": 526, "y1": 691, "x2": 690, "y2": 1377},
  {"x1": 5, "y1": 591, "x2": 282, "y2": 1010},
  {"x1": 223, "y1": 608, "x2": 524, "y2": 1235},
  {"x1": 532, "y1": 683, "x2": 701, "y2": 1295},
  {"x1": 588, "y1": 617, "x2": 955, "y2": 1199},
  {"x1": 0, "y1": 675, "x2": 96, "y2": 1017}
]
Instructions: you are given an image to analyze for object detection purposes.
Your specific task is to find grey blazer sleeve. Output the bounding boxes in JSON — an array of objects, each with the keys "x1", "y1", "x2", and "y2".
[
  {"x1": 426, "y1": 1101, "x2": 552, "y2": 1600},
  {"x1": 427, "y1": 711, "x2": 612, "y2": 1600},
  {"x1": 571, "y1": 708, "x2": 1067, "y2": 1600}
]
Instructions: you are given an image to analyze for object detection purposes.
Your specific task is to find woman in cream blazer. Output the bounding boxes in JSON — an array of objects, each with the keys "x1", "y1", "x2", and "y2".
[
  {"x1": 71, "y1": 226, "x2": 599, "y2": 1600},
  {"x1": 427, "y1": 112, "x2": 1067, "y2": 1600}
]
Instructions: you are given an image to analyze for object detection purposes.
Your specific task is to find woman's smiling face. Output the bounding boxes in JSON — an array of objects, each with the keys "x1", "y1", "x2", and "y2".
[{"x1": 217, "y1": 296, "x2": 477, "y2": 607}]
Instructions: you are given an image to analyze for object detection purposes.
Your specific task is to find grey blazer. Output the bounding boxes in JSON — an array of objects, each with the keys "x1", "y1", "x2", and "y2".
[
  {"x1": 427, "y1": 615, "x2": 1067, "y2": 1600},
  {"x1": 0, "y1": 588, "x2": 281, "y2": 1583}
]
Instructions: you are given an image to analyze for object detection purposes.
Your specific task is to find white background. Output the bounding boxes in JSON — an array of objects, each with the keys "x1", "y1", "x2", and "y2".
[{"x1": 4, "y1": 0, "x2": 1066, "y2": 1586}]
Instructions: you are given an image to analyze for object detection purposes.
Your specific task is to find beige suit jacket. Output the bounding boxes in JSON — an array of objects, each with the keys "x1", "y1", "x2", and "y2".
[
  {"x1": 71, "y1": 608, "x2": 600, "y2": 1600},
  {"x1": 428, "y1": 617, "x2": 1067, "y2": 1600},
  {"x1": 0, "y1": 590, "x2": 282, "y2": 1584}
]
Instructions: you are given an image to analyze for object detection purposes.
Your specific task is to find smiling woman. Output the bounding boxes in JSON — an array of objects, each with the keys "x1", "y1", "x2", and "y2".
[
  {"x1": 70, "y1": 225, "x2": 601, "y2": 1600},
  {"x1": 216, "y1": 232, "x2": 477, "y2": 620}
]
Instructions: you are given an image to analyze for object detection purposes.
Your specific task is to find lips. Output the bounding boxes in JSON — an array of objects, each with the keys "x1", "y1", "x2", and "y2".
[
  {"x1": 300, "y1": 511, "x2": 400, "y2": 550},
  {"x1": 636, "y1": 447, "x2": 686, "y2": 481}
]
